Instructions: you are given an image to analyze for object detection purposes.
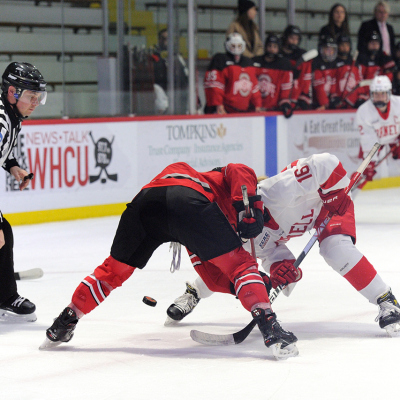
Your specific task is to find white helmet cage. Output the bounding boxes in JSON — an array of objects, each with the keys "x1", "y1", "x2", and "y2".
[
  {"x1": 225, "y1": 33, "x2": 246, "y2": 56},
  {"x1": 370, "y1": 75, "x2": 392, "y2": 107}
]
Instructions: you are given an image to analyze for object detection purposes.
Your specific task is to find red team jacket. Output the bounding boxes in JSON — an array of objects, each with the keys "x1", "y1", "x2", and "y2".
[
  {"x1": 282, "y1": 48, "x2": 312, "y2": 108},
  {"x1": 142, "y1": 162, "x2": 258, "y2": 230},
  {"x1": 204, "y1": 53, "x2": 261, "y2": 113},
  {"x1": 334, "y1": 56, "x2": 362, "y2": 107},
  {"x1": 252, "y1": 54, "x2": 293, "y2": 110},
  {"x1": 312, "y1": 56, "x2": 337, "y2": 108}
]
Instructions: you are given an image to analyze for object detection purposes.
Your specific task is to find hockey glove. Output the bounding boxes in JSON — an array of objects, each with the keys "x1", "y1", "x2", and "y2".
[
  {"x1": 318, "y1": 188, "x2": 352, "y2": 216},
  {"x1": 362, "y1": 161, "x2": 377, "y2": 181},
  {"x1": 270, "y1": 260, "x2": 302, "y2": 289},
  {"x1": 329, "y1": 96, "x2": 343, "y2": 109},
  {"x1": 297, "y1": 98, "x2": 311, "y2": 110},
  {"x1": 280, "y1": 102, "x2": 293, "y2": 119},
  {"x1": 233, "y1": 195, "x2": 264, "y2": 239},
  {"x1": 390, "y1": 143, "x2": 400, "y2": 160}
]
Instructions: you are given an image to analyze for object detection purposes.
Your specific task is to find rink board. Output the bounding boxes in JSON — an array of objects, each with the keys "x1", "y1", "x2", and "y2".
[{"x1": 2, "y1": 111, "x2": 399, "y2": 225}]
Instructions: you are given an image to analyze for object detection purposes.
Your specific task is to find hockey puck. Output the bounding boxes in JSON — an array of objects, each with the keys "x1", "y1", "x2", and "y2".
[{"x1": 142, "y1": 296, "x2": 157, "y2": 307}]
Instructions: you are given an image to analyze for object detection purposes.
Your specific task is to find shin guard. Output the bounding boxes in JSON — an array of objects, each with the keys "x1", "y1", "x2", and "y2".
[{"x1": 71, "y1": 256, "x2": 135, "y2": 316}]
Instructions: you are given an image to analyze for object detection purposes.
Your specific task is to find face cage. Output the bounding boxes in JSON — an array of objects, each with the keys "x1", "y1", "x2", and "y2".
[
  {"x1": 226, "y1": 41, "x2": 245, "y2": 56},
  {"x1": 321, "y1": 45, "x2": 338, "y2": 62},
  {"x1": 370, "y1": 90, "x2": 391, "y2": 107},
  {"x1": 15, "y1": 88, "x2": 47, "y2": 106}
]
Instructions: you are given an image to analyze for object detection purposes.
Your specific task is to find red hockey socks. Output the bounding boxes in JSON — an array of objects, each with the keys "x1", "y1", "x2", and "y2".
[{"x1": 71, "y1": 256, "x2": 135, "y2": 316}]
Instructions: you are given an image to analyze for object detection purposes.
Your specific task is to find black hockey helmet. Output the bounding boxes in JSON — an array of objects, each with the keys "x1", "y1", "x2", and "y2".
[
  {"x1": 282, "y1": 25, "x2": 302, "y2": 47},
  {"x1": 2, "y1": 62, "x2": 47, "y2": 104},
  {"x1": 264, "y1": 34, "x2": 280, "y2": 59},
  {"x1": 366, "y1": 31, "x2": 382, "y2": 56},
  {"x1": 367, "y1": 30, "x2": 382, "y2": 44},
  {"x1": 318, "y1": 35, "x2": 338, "y2": 62}
]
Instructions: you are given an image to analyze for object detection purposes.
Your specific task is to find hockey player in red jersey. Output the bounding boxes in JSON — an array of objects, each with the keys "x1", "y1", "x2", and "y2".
[
  {"x1": 253, "y1": 34, "x2": 293, "y2": 118},
  {"x1": 166, "y1": 153, "x2": 400, "y2": 337},
  {"x1": 312, "y1": 36, "x2": 339, "y2": 110},
  {"x1": 356, "y1": 75, "x2": 400, "y2": 186},
  {"x1": 330, "y1": 35, "x2": 362, "y2": 109},
  {"x1": 357, "y1": 31, "x2": 395, "y2": 103},
  {"x1": 40, "y1": 162, "x2": 299, "y2": 359},
  {"x1": 280, "y1": 25, "x2": 313, "y2": 110},
  {"x1": 203, "y1": 33, "x2": 262, "y2": 114}
]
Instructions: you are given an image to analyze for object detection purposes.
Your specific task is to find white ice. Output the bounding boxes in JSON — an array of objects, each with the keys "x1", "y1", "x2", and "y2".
[{"x1": 2, "y1": 188, "x2": 400, "y2": 400}]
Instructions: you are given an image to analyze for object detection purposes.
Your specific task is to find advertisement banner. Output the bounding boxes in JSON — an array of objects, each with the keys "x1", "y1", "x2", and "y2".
[
  {"x1": 135, "y1": 116, "x2": 266, "y2": 188},
  {"x1": 0, "y1": 121, "x2": 138, "y2": 213}
]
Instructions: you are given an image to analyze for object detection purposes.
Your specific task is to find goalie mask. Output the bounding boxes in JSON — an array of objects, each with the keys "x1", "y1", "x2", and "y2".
[
  {"x1": 370, "y1": 75, "x2": 391, "y2": 108},
  {"x1": 225, "y1": 33, "x2": 246, "y2": 56},
  {"x1": 1, "y1": 62, "x2": 47, "y2": 106}
]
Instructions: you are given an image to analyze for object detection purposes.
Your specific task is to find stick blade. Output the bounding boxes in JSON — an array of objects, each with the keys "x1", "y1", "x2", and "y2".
[
  {"x1": 302, "y1": 49, "x2": 318, "y2": 62},
  {"x1": 15, "y1": 268, "x2": 44, "y2": 280},
  {"x1": 190, "y1": 329, "x2": 235, "y2": 346}
]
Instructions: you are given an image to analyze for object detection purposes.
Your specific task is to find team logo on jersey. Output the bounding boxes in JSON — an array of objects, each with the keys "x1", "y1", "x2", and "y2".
[
  {"x1": 89, "y1": 132, "x2": 118, "y2": 184},
  {"x1": 324, "y1": 75, "x2": 335, "y2": 95},
  {"x1": 233, "y1": 72, "x2": 253, "y2": 97},
  {"x1": 258, "y1": 74, "x2": 276, "y2": 98},
  {"x1": 259, "y1": 232, "x2": 270, "y2": 249},
  {"x1": 340, "y1": 71, "x2": 357, "y2": 92}
]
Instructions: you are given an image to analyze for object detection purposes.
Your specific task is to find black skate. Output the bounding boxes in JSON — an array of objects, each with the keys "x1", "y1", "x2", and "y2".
[
  {"x1": 375, "y1": 289, "x2": 400, "y2": 337},
  {"x1": 165, "y1": 282, "x2": 200, "y2": 326},
  {"x1": 252, "y1": 308, "x2": 299, "y2": 360},
  {"x1": 39, "y1": 307, "x2": 78, "y2": 350},
  {"x1": 0, "y1": 293, "x2": 37, "y2": 322}
]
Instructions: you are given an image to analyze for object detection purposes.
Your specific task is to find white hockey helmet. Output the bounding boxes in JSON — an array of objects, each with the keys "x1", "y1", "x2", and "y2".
[
  {"x1": 370, "y1": 75, "x2": 391, "y2": 108},
  {"x1": 225, "y1": 33, "x2": 246, "y2": 56}
]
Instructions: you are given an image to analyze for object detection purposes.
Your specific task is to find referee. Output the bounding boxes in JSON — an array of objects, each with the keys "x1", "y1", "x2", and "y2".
[{"x1": 0, "y1": 62, "x2": 47, "y2": 321}]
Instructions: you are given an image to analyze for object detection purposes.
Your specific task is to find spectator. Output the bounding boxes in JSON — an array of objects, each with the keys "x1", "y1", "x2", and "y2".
[
  {"x1": 280, "y1": 25, "x2": 313, "y2": 110},
  {"x1": 319, "y1": 3, "x2": 350, "y2": 43},
  {"x1": 226, "y1": 0, "x2": 263, "y2": 58},
  {"x1": 253, "y1": 34, "x2": 293, "y2": 118},
  {"x1": 203, "y1": 33, "x2": 262, "y2": 114},
  {"x1": 330, "y1": 35, "x2": 362, "y2": 109},
  {"x1": 393, "y1": 42, "x2": 400, "y2": 64},
  {"x1": 357, "y1": 1, "x2": 395, "y2": 57},
  {"x1": 357, "y1": 30, "x2": 395, "y2": 103},
  {"x1": 312, "y1": 36, "x2": 338, "y2": 110},
  {"x1": 151, "y1": 29, "x2": 189, "y2": 115}
]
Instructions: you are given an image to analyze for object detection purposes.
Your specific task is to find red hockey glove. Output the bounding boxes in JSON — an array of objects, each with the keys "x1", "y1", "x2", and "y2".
[
  {"x1": 390, "y1": 143, "x2": 400, "y2": 160},
  {"x1": 270, "y1": 260, "x2": 302, "y2": 289},
  {"x1": 362, "y1": 161, "x2": 377, "y2": 182},
  {"x1": 233, "y1": 195, "x2": 264, "y2": 239},
  {"x1": 318, "y1": 188, "x2": 352, "y2": 216}
]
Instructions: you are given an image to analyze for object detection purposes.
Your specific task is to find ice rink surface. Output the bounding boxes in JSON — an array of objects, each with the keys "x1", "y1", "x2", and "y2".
[{"x1": 2, "y1": 187, "x2": 400, "y2": 400}]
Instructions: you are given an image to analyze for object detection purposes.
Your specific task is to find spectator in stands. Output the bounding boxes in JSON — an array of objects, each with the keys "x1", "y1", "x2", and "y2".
[
  {"x1": 330, "y1": 35, "x2": 362, "y2": 109},
  {"x1": 357, "y1": 1, "x2": 395, "y2": 57},
  {"x1": 226, "y1": 0, "x2": 263, "y2": 58},
  {"x1": 393, "y1": 42, "x2": 400, "y2": 64},
  {"x1": 319, "y1": 3, "x2": 350, "y2": 43},
  {"x1": 312, "y1": 36, "x2": 338, "y2": 110},
  {"x1": 357, "y1": 30, "x2": 395, "y2": 103},
  {"x1": 253, "y1": 34, "x2": 293, "y2": 118},
  {"x1": 280, "y1": 25, "x2": 313, "y2": 110},
  {"x1": 151, "y1": 28, "x2": 189, "y2": 115},
  {"x1": 203, "y1": 33, "x2": 262, "y2": 114}
]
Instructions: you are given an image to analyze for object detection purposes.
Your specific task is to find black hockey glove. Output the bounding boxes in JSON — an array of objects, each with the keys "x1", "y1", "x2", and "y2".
[
  {"x1": 297, "y1": 98, "x2": 311, "y2": 110},
  {"x1": 329, "y1": 96, "x2": 343, "y2": 109},
  {"x1": 233, "y1": 195, "x2": 264, "y2": 239},
  {"x1": 279, "y1": 102, "x2": 293, "y2": 119}
]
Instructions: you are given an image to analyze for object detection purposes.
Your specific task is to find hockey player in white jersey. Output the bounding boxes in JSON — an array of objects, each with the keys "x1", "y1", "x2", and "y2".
[
  {"x1": 166, "y1": 153, "x2": 400, "y2": 337},
  {"x1": 356, "y1": 75, "x2": 400, "y2": 185}
]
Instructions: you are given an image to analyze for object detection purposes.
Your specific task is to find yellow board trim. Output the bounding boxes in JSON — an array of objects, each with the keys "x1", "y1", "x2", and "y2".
[
  {"x1": 5, "y1": 203, "x2": 127, "y2": 226},
  {"x1": 362, "y1": 176, "x2": 400, "y2": 190}
]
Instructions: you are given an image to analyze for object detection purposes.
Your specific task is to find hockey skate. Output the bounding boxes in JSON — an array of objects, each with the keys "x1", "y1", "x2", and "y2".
[
  {"x1": 375, "y1": 289, "x2": 400, "y2": 337},
  {"x1": 39, "y1": 307, "x2": 78, "y2": 350},
  {"x1": 251, "y1": 308, "x2": 299, "y2": 360},
  {"x1": 165, "y1": 282, "x2": 200, "y2": 326},
  {"x1": 0, "y1": 293, "x2": 36, "y2": 322}
]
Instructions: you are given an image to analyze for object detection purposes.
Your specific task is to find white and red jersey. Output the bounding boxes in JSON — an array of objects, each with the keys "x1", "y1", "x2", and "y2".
[
  {"x1": 356, "y1": 95, "x2": 400, "y2": 158},
  {"x1": 252, "y1": 54, "x2": 293, "y2": 110},
  {"x1": 203, "y1": 53, "x2": 261, "y2": 112},
  {"x1": 247, "y1": 153, "x2": 351, "y2": 271}
]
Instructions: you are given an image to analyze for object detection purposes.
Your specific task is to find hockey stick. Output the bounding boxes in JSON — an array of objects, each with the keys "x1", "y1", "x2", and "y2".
[
  {"x1": 337, "y1": 51, "x2": 359, "y2": 107},
  {"x1": 190, "y1": 142, "x2": 380, "y2": 346},
  {"x1": 14, "y1": 268, "x2": 44, "y2": 280},
  {"x1": 241, "y1": 185, "x2": 256, "y2": 259}
]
